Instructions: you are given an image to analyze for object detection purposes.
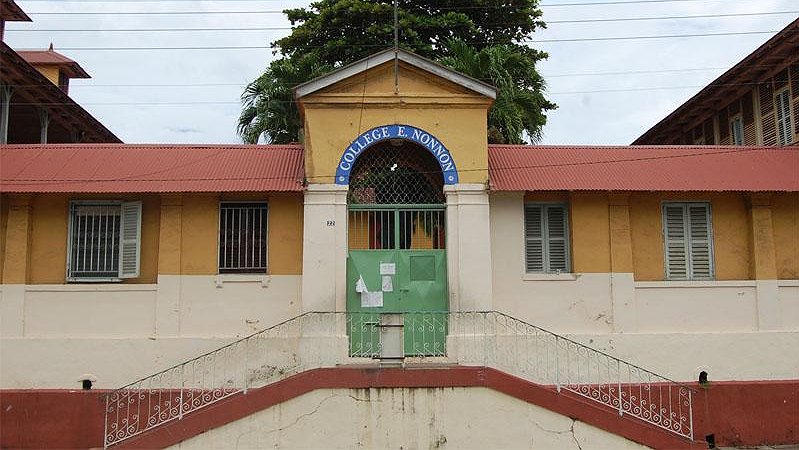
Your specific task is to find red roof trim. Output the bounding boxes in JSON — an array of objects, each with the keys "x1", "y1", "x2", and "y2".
[
  {"x1": 488, "y1": 145, "x2": 799, "y2": 192},
  {"x1": 1, "y1": 144, "x2": 305, "y2": 193}
]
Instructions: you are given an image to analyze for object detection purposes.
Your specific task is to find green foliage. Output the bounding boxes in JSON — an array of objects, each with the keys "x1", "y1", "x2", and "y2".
[
  {"x1": 440, "y1": 39, "x2": 556, "y2": 144},
  {"x1": 238, "y1": 0, "x2": 555, "y2": 144},
  {"x1": 238, "y1": 54, "x2": 331, "y2": 144}
]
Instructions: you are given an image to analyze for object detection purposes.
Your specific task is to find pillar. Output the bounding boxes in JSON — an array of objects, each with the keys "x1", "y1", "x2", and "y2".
[
  {"x1": 300, "y1": 184, "x2": 349, "y2": 313},
  {"x1": 38, "y1": 108, "x2": 49, "y2": 144},
  {"x1": 445, "y1": 184, "x2": 493, "y2": 312},
  {"x1": 748, "y1": 193, "x2": 780, "y2": 330},
  {"x1": 1, "y1": 195, "x2": 32, "y2": 337},
  {"x1": 155, "y1": 194, "x2": 182, "y2": 336},
  {"x1": 608, "y1": 193, "x2": 637, "y2": 333},
  {"x1": 1, "y1": 84, "x2": 12, "y2": 144}
]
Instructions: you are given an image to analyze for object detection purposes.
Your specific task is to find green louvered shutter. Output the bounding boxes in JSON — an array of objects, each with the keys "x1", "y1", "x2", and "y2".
[
  {"x1": 524, "y1": 205, "x2": 544, "y2": 272},
  {"x1": 525, "y1": 204, "x2": 570, "y2": 273},
  {"x1": 546, "y1": 205, "x2": 569, "y2": 273}
]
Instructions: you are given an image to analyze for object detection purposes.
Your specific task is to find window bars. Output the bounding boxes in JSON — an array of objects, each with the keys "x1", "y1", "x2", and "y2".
[
  {"x1": 218, "y1": 202, "x2": 268, "y2": 274},
  {"x1": 67, "y1": 201, "x2": 141, "y2": 280},
  {"x1": 348, "y1": 141, "x2": 445, "y2": 205}
]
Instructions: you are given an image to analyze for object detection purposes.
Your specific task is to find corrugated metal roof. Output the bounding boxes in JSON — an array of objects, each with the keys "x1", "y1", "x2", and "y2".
[
  {"x1": 1, "y1": 144, "x2": 305, "y2": 193},
  {"x1": 488, "y1": 145, "x2": 799, "y2": 192},
  {"x1": 16, "y1": 49, "x2": 91, "y2": 78}
]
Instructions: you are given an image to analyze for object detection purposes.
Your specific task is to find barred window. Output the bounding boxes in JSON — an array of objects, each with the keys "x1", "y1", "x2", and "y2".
[
  {"x1": 218, "y1": 202, "x2": 268, "y2": 274},
  {"x1": 662, "y1": 202, "x2": 714, "y2": 280},
  {"x1": 524, "y1": 203, "x2": 570, "y2": 273},
  {"x1": 67, "y1": 201, "x2": 142, "y2": 281}
]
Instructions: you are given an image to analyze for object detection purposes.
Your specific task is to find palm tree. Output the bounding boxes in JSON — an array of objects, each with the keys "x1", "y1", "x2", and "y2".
[
  {"x1": 238, "y1": 54, "x2": 331, "y2": 144},
  {"x1": 439, "y1": 39, "x2": 556, "y2": 144}
]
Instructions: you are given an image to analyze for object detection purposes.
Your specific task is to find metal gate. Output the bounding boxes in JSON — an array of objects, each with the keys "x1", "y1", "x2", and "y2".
[
  {"x1": 347, "y1": 206, "x2": 448, "y2": 357},
  {"x1": 345, "y1": 140, "x2": 449, "y2": 358}
]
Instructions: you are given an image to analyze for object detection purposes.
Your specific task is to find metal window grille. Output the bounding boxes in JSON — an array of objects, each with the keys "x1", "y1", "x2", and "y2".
[
  {"x1": 218, "y1": 202, "x2": 268, "y2": 274},
  {"x1": 348, "y1": 141, "x2": 445, "y2": 205},
  {"x1": 68, "y1": 203, "x2": 121, "y2": 279},
  {"x1": 663, "y1": 202, "x2": 714, "y2": 280},
  {"x1": 348, "y1": 208, "x2": 445, "y2": 250},
  {"x1": 775, "y1": 89, "x2": 793, "y2": 145},
  {"x1": 524, "y1": 204, "x2": 570, "y2": 273}
]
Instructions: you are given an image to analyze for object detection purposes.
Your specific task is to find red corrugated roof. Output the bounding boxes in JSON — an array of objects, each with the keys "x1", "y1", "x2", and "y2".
[
  {"x1": 16, "y1": 49, "x2": 91, "y2": 78},
  {"x1": 1, "y1": 144, "x2": 304, "y2": 193},
  {"x1": 488, "y1": 145, "x2": 799, "y2": 192}
]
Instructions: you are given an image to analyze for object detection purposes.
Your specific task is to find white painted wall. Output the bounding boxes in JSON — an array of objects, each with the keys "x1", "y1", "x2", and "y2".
[
  {"x1": 0, "y1": 275, "x2": 301, "y2": 388},
  {"x1": 169, "y1": 387, "x2": 650, "y2": 450}
]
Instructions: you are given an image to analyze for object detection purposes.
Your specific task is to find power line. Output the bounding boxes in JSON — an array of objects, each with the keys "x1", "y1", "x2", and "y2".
[
  {"x1": 26, "y1": 30, "x2": 776, "y2": 52},
  {"x1": 1, "y1": 62, "x2": 789, "y2": 90},
  {"x1": 6, "y1": 79, "x2": 772, "y2": 106},
  {"x1": 18, "y1": 0, "x2": 779, "y2": 14},
  {"x1": 8, "y1": 10, "x2": 796, "y2": 31}
]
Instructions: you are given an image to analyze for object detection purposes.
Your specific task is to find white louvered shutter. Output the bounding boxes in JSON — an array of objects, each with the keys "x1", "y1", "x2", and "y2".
[
  {"x1": 775, "y1": 90, "x2": 793, "y2": 145},
  {"x1": 524, "y1": 205, "x2": 544, "y2": 272},
  {"x1": 546, "y1": 205, "x2": 569, "y2": 273},
  {"x1": 118, "y1": 201, "x2": 142, "y2": 278},
  {"x1": 687, "y1": 204, "x2": 713, "y2": 279},
  {"x1": 663, "y1": 204, "x2": 688, "y2": 279}
]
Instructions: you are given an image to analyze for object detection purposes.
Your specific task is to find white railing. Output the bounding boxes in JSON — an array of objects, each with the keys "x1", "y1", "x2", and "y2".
[{"x1": 104, "y1": 311, "x2": 693, "y2": 447}]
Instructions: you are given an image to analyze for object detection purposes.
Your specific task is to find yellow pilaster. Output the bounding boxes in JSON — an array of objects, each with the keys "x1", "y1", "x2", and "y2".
[
  {"x1": 2, "y1": 195, "x2": 32, "y2": 284},
  {"x1": 748, "y1": 193, "x2": 777, "y2": 280},
  {"x1": 608, "y1": 193, "x2": 634, "y2": 273},
  {"x1": 158, "y1": 194, "x2": 183, "y2": 275}
]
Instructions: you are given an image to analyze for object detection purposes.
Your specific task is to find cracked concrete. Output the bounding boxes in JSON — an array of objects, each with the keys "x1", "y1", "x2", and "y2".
[{"x1": 170, "y1": 387, "x2": 651, "y2": 449}]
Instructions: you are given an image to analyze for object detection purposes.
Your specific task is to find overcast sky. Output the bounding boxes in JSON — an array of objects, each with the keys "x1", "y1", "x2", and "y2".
[{"x1": 5, "y1": 0, "x2": 797, "y2": 145}]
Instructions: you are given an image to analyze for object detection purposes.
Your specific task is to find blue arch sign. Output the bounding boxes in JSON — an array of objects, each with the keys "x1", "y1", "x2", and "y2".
[{"x1": 335, "y1": 124, "x2": 459, "y2": 185}]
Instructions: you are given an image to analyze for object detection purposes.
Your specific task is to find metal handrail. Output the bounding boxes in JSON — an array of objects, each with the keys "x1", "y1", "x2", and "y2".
[{"x1": 103, "y1": 311, "x2": 694, "y2": 447}]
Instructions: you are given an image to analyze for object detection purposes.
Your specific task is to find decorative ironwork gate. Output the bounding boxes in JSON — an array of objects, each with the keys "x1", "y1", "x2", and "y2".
[{"x1": 346, "y1": 141, "x2": 449, "y2": 357}]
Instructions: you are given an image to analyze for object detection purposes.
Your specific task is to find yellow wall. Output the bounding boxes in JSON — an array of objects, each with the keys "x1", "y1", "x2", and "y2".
[
  {"x1": 266, "y1": 194, "x2": 304, "y2": 275},
  {"x1": 521, "y1": 191, "x2": 789, "y2": 281},
  {"x1": 3, "y1": 193, "x2": 304, "y2": 282},
  {"x1": 26, "y1": 194, "x2": 160, "y2": 284},
  {"x1": 773, "y1": 192, "x2": 799, "y2": 279},
  {"x1": 300, "y1": 62, "x2": 493, "y2": 185},
  {"x1": 629, "y1": 192, "x2": 751, "y2": 281},
  {"x1": 33, "y1": 65, "x2": 60, "y2": 86}
]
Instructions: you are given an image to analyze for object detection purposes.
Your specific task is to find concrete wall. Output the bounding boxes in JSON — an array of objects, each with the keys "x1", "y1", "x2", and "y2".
[
  {"x1": 170, "y1": 387, "x2": 649, "y2": 450},
  {"x1": 490, "y1": 192, "x2": 799, "y2": 382}
]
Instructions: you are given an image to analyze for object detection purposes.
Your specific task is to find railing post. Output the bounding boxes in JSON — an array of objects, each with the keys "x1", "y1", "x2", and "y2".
[
  {"x1": 555, "y1": 336, "x2": 561, "y2": 393},
  {"x1": 103, "y1": 394, "x2": 109, "y2": 449},
  {"x1": 179, "y1": 378, "x2": 184, "y2": 420},
  {"x1": 243, "y1": 339, "x2": 249, "y2": 395},
  {"x1": 618, "y1": 360, "x2": 623, "y2": 416},
  {"x1": 688, "y1": 389, "x2": 694, "y2": 440}
]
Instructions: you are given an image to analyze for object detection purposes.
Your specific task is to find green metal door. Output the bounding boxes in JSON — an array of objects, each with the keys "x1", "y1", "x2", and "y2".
[{"x1": 347, "y1": 206, "x2": 448, "y2": 356}]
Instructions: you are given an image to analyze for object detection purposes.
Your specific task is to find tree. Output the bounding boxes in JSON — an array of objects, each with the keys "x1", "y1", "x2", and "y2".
[
  {"x1": 439, "y1": 39, "x2": 556, "y2": 144},
  {"x1": 238, "y1": 0, "x2": 555, "y2": 144},
  {"x1": 238, "y1": 54, "x2": 331, "y2": 144}
]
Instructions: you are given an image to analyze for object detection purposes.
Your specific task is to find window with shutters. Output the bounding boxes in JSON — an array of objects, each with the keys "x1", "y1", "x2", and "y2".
[
  {"x1": 730, "y1": 115, "x2": 744, "y2": 146},
  {"x1": 67, "y1": 201, "x2": 142, "y2": 281},
  {"x1": 524, "y1": 203, "x2": 570, "y2": 273},
  {"x1": 218, "y1": 202, "x2": 268, "y2": 274},
  {"x1": 774, "y1": 88, "x2": 793, "y2": 145},
  {"x1": 662, "y1": 202, "x2": 714, "y2": 280}
]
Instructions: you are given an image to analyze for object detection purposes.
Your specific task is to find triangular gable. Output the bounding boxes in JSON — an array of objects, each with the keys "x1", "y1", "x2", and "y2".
[{"x1": 294, "y1": 48, "x2": 497, "y2": 100}]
